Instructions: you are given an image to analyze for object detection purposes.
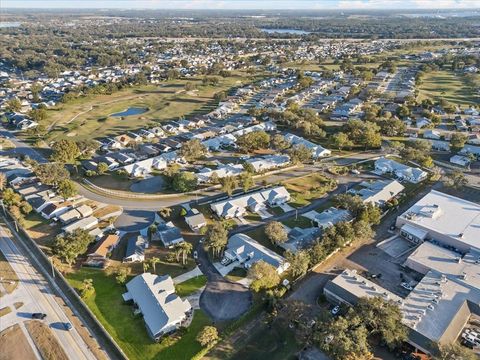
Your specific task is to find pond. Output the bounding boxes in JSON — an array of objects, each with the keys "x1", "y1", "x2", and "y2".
[
  {"x1": 260, "y1": 28, "x2": 311, "y2": 35},
  {"x1": 110, "y1": 107, "x2": 148, "y2": 117}
]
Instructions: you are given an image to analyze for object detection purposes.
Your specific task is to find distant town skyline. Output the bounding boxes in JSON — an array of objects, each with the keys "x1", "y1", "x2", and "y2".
[{"x1": 3, "y1": 0, "x2": 479, "y2": 10}]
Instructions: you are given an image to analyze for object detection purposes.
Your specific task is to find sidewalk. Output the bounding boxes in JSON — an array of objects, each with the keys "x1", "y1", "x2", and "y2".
[{"x1": 173, "y1": 266, "x2": 203, "y2": 284}]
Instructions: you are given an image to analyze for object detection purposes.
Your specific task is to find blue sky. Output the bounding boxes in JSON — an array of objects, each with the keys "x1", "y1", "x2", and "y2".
[{"x1": 2, "y1": 0, "x2": 478, "y2": 9}]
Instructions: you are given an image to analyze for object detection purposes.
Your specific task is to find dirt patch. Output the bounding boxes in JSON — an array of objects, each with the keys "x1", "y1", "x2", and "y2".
[
  {"x1": 0, "y1": 251, "x2": 19, "y2": 294},
  {"x1": 25, "y1": 320, "x2": 69, "y2": 360},
  {"x1": 0, "y1": 324, "x2": 37, "y2": 360},
  {"x1": 0, "y1": 306, "x2": 12, "y2": 317},
  {"x1": 14, "y1": 301, "x2": 24, "y2": 309}
]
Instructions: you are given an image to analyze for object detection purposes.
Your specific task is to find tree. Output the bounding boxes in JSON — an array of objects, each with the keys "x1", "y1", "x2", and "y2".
[
  {"x1": 285, "y1": 250, "x2": 310, "y2": 278},
  {"x1": 434, "y1": 343, "x2": 476, "y2": 360},
  {"x1": 5, "y1": 98, "x2": 21, "y2": 112},
  {"x1": 220, "y1": 176, "x2": 238, "y2": 196},
  {"x1": 248, "y1": 260, "x2": 280, "y2": 292},
  {"x1": 450, "y1": 132, "x2": 468, "y2": 152},
  {"x1": 377, "y1": 118, "x2": 406, "y2": 137},
  {"x1": 361, "y1": 122, "x2": 382, "y2": 149},
  {"x1": 316, "y1": 312, "x2": 372, "y2": 360},
  {"x1": 97, "y1": 162, "x2": 109, "y2": 175},
  {"x1": 57, "y1": 179, "x2": 77, "y2": 200},
  {"x1": 53, "y1": 229, "x2": 94, "y2": 265},
  {"x1": 159, "y1": 207, "x2": 172, "y2": 218},
  {"x1": 204, "y1": 221, "x2": 228, "y2": 258},
  {"x1": 331, "y1": 132, "x2": 353, "y2": 150},
  {"x1": 115, "y1": 267, "x2": 131, "y2": 284},
  {"x1": 239, "y1": 172, "x2": 254, "y2": 192},
  {"x1": 28, "y1": 108, "x2": 47, "y2": 122},
  {"x1": 355, "y1": 297, "x2": 408, "y2": 350},
  {"x1": 176, "y1": 242, "x2": 193, "y2": 265},
  {"x1": 80, "y1": 278, "x2": 95, "y2": 299},
  {"x1": 149, "y1": 257, "x2": 160, "y2": 273},
  {"x1": 396, "y1": 105, "x2": 410, "y2": 118},
  {"x1": 148, "y1": 224, "x2": 157, "y2": 241},
  {"x1": 236, "y1": 131, "x2": 270, "y2": 153},
  {"x1": 271, "y1": 134, "x2": 290, "y2": 151},
  {"x1": 332, "y1": 194, "x2": 365, "y2": 217},
  {"x1": 196, "y1": 326, "x2": 219, "y2": 347},
  {"x1": 172, "y1": 172, "x2": 197, "y2": 192},
  {"x1": 265, "y1": 221, "x2": 288, "y2": 245},
  {"x1": 288, "y1": 144, "x2": 312, "y2": 164},
  {"x1": 178, "y1": 139, "x2": 207, "y2": 162},
  {"x1": 445, "y1": 170, "x2": 468, "y2": 189},
  {"x1": 76, "y1": 139, "x2": 99, "y2": 157},
  {"x1": 33, "y1": 163, "x2": 70, "y2": 186},
  {"x1": 1, "y1": 188, "x2": 21, "y2": 207},
  {"x1": 51, "y1": 139, "x2": 80, "y2": 163}
]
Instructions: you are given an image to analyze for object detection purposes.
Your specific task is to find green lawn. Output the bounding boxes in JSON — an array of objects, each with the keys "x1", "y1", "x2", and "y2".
[
  {"x1": 283, "y1": 173, "x2": 336, "y2": 207},
  {"x1": 417, "y1": 70, "x2": 479, "y2": 107},
  {"x1": 282, "y1": 216, "x2": 314, "y2": 229},
  {"x1": 41, "y1": 73, "x2": 247, "y2": 142},
  {"x1": 66, "y1": 268, "x2": 211, "y2": 360},
  {"x1": 175, "y1": 275, "x2": 207, "y2": 297}
]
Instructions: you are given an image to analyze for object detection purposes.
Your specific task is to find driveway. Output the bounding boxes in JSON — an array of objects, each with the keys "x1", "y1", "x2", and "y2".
[
  {"x1": 197, "y1": 244, "x2": 252, "y2": 321},
  {"x1": 114, "y1": 209, "x2": 155, "y2": 232}
]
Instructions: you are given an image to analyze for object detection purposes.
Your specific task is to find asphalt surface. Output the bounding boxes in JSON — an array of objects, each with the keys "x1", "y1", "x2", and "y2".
[
  {"x1": 197, "y1": 242, "x2": 252, "y2": 321},
  {"x1": 0, "y1": 127, "x2": 48, "y2": 164},
  {"x1": 0, "y1": 226, "x2": 97, "y2": 360},
  {"x1": 113, "y1": 209, "x2": 156, "y2": 232}
]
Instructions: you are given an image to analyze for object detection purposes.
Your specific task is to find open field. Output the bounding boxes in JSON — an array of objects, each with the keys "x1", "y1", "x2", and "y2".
[
  {"x1": 417, "y1": 70, "x2": 479, "y2": 107},
  {"x1": 0, "y1": 250, "x2": 18, "y2": 295},
  {"x1": 26, "y1": 320, "x2": 69, "y2": 360},
  {"x1": 283, "y1": 173, "x2": 336, "y2": 207},
  {"x1": 66, "y1": 267, "x2": 210, "y2": 360},
  {"x1": 41, "y1": 73, "x2": 247, "y2": 142},
  {"x1": 0, "y1": 324, "x2": 37, "y2": 360}
]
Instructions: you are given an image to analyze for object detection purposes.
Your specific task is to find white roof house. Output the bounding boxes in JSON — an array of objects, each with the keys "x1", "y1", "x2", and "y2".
[
  {"x1": 449, "y1": 155, "x2": 470, "y2": 167},
  {"x1": 122, "y1": 153, "x2": 172, "y2": 177},
  {"x1": 311, "y1": 207, "x2": 352, "y2": 229},
  {"x1": 353, "y1": 179, "x2": 405, "y2": 206},
  {"x1": 396, "y1": 190, "x2": 480, "y2": 252},
  {"x1": 223, "y1": 234, "x2": 290, "y2": 274},
  {"x1": 210, "y1": 186, "x2": 290, "y2": 219},
  {"x1": 245, "y1": 154, "x2": 290, "y2": 173},
  {"x1": 62, "y1": 216, "x2": 98, "y2": 234},
  {"x1": 123, "y1": 273, "x2": 192, "y2": 340},
  {"x1": 195, "y1": 163, "x2": 244, "y2": 184},
  {"x1": 283, "y1": 133, "x2": 331, "y2": 158},
  {"x1": 375, "y1": 157, "x2": 428, "y2": 184}
]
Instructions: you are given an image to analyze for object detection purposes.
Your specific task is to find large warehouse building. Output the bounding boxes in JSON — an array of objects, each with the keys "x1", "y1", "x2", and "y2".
[{"x1": 395, "y1": 190, "x2": 480, "y2": 253}]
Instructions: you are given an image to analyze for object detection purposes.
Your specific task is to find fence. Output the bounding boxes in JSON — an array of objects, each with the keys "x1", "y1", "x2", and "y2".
[{"x1": 1, "y1": 210, "x2": 127, "y2": 360}]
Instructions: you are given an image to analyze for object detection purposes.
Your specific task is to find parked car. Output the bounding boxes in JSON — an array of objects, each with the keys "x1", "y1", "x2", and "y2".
[
  {"x1": 401, "y1": 282, "x2": 414, "y2": 291},
  {"x1": 63, "y1": 322, "x2": 73, "y2": 331},
  {"x1": 351, "y1": 169, "x2": 360, "y2": 175},
  {"x1": 31, "y1": 313, "x2": 47, "y2": 320},
  {"x1": 221, "y1": 258, "x2": 232, "y2": 266},
  {"x1": 331, "y1": 305, "x2": 340, "y2": 315}
]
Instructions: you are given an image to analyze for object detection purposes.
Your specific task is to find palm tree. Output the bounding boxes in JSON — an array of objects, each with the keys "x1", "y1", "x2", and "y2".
[
  {"x1": 148, "y1": 224, "x2": 157, "y2": 241},
  {"x1": 179, "y1": 242, "x2": 193, "y2": 265},
  {"x1": 143, "y1": 262, "x2": 149, "y2": 273},
  {"x1": 150, "y1": 257, "x2": 160, "y2": 273},
  {"x1": 0, "y1": 173, "x2": 6, "y2": 191}
]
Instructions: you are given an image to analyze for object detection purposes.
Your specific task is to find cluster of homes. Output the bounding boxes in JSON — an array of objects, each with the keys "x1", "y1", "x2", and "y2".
[
  {"x1": 0, "y1": 157, "x2": 120, "y2": 240},
  {"x1": 325, "y1": 190, "x2": 480, "y2": 354}
]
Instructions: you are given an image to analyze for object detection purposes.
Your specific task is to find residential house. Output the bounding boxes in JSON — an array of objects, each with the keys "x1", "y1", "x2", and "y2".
[
  {"x1": 58, "y1": 205, "x2": 93, "y2": 224},
  {"x1": 210, "y1": 186, "x2": 291, "y2": 219},
  {"x1": 156, "y1": 222, "x2": 184, "y2": 248},
  {"x1": 460, "y1": 144, "x2": 480, "y2": 159},
  {"x1": 311, "y1": 207, "x2": 352, "y2": 229},
  {"x1": 122, "y1": 273, "x2": 192, "y2": 340},
  {"x1": 450, "y1": 155, "x2": 470, "y2": 167},
  {"x1": 85, "y1": 234, "x2": 120, "y2": 268},
  {"x1": 284, "y1": 133, "x2": 331, "y2": 158},
  {"x1": 374, "y1": 158, "x2": 428, "y2": 184},
  {"x1": 184, "y1": 209, "x2": 207, "y2": 231},
  {"x1": 195, "y1": 163, "x2": 243, "y2": 184},
  {"x1": 41, "y1": 202, "x2": 71, "y2": 220},
  {"x1": 223, "y1": 234, "x2": 290, "y2": 274},
  {"x1": 245, "y1": 154, "x2": 290, "y2": 173},
  {"x1": 123, "y1": 235, "x2": 147, "y2": 263},
  {"x1": 280, "y1": 227, "x2": 322, "y2": 253},
  {"x1": 353, "y1": 179, "x2": 405, "y2": 206},
  {"x1": 62, "y1": 216, "x2": 98, "y2": 234}
]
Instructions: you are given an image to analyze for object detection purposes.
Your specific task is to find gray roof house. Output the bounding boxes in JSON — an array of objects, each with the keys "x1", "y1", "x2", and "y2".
[
  {"x1": 223, "y1": 234, "x2": 290, "y2": 274},
  {"x1": 123, "y1": 235, "x2": 147, "y2": 263},
  {"x1": 156, "y1": 222, "x2": 184, "y2": 248},
  {"x1": 312, "y1": 207, "x2": 352, "y2": 229},
  {"x1": 280, "y1": 227, "x2": 322, "y2": 253},
  {"x1": 184, "y1": 209, "x2": 207, "y2": 231},
  {"x1": 374, "y1": 157, "x2": 428, "y2": 184},
  {"x1": 122, "y1": 273, "x2": 192, "y2": 341},
  {"x1": 353, "y1": 179, "x2": 405, "y2": 206}
]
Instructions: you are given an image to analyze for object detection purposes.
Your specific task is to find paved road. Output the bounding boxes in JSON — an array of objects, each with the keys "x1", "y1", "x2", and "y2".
[
  {"x1": 0, "y1": 227, "x2": 97, "y2": 360},
  {"x1": 0, "y1": 127, "x2": 48, "y2": 164}
]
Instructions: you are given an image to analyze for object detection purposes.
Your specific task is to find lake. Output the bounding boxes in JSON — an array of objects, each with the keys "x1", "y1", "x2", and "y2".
[
  {"x1": 261, "y1": 28, "x2": 310, "y2": 35},
  {"x1": 111, "y1": 107, "x2": 148, "y2": 117}
]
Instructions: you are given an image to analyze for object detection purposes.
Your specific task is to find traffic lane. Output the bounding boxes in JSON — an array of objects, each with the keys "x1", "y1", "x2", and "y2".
[
  {"x1": 0, "y1": 127, "x2": 48, "y2": 163},
  {"x1": 0, "y1": 229, "x2": 95, "y2": 360}
]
